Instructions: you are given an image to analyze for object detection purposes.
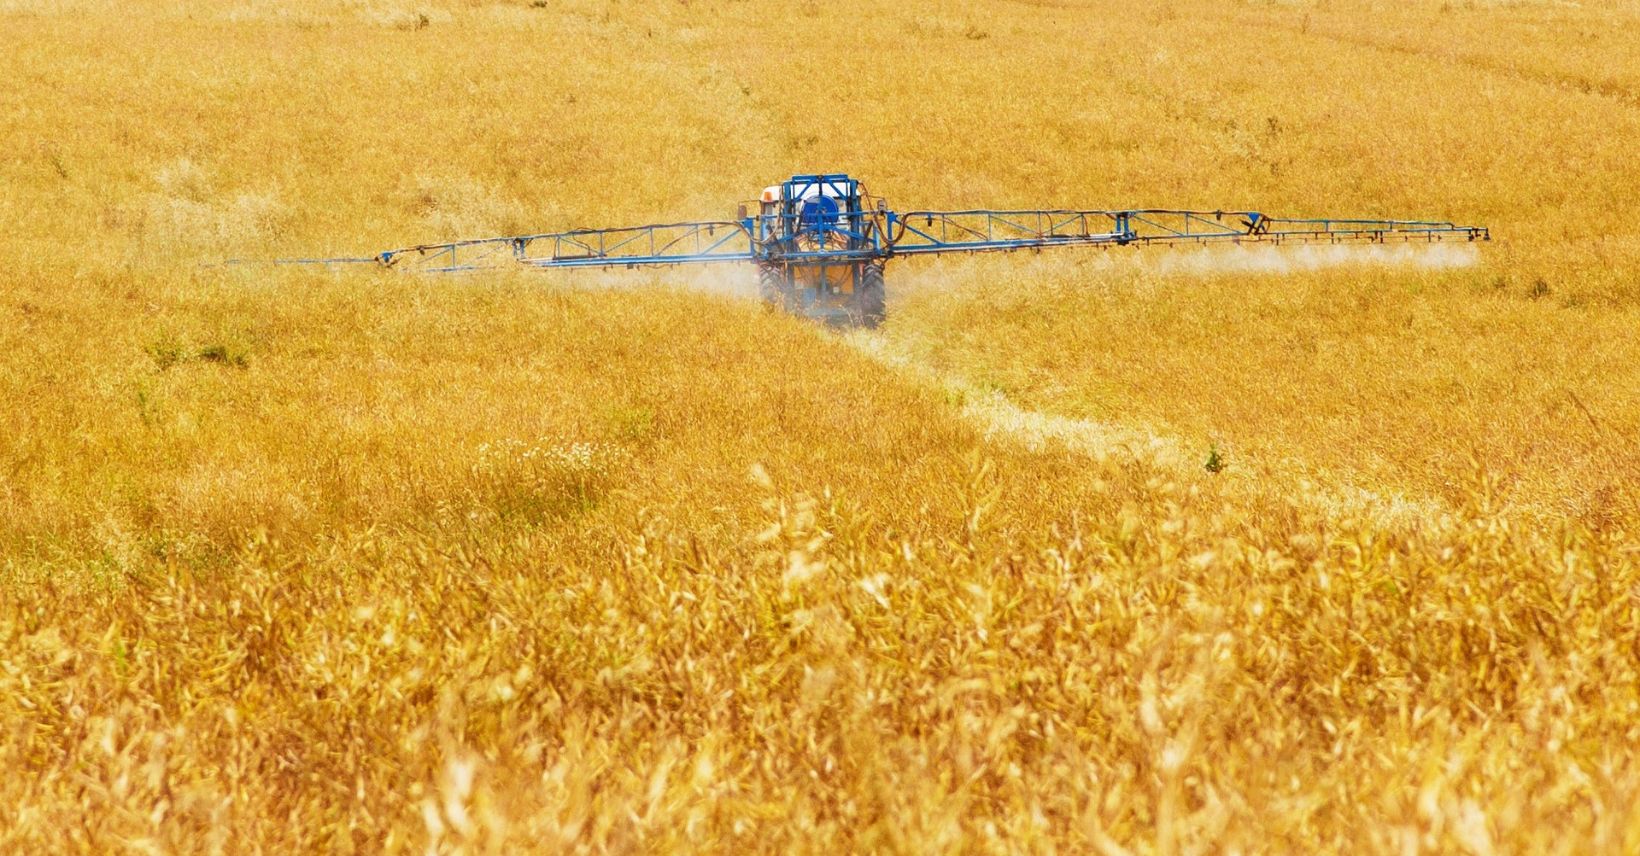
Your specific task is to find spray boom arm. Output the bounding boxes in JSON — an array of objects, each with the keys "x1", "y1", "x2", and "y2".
[{"x1": 886, "y1": 209, "x2": 1487, "y2": 255}]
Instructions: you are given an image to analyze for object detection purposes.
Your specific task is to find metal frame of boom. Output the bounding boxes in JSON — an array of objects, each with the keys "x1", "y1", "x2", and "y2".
[{"x1": 252, "y1": 173, "x2": 1489, "y2": 274}]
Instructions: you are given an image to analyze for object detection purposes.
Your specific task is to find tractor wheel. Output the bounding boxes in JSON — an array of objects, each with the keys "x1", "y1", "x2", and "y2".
[
  {"x1": 855, "y1": 262, "x2": 887, "y2": 329},
  {"x1": 758, "y1": 265, "x2": 795, "y2": 313}
]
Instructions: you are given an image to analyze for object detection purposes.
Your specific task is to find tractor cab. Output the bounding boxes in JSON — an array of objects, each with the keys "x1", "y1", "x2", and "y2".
[
  {"x1": 756, "y1": 176, "x2": 869, "y2": 245},
  {"x1": 748, "y1": 174, "x2": 889, "y2": 328}
]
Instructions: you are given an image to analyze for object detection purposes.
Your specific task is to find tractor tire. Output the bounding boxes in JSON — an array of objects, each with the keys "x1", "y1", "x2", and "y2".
[
  {"x1": 758, "y1": 265, "x2": 795, "y2": 313},
  {"x1": 855, "y1": 262, "x2": 887, "y2": 329}
]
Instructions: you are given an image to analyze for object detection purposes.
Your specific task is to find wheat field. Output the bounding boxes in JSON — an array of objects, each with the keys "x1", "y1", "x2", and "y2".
[{"x1": 3, "y1": 0, "x2": 1639, "y2": 852}]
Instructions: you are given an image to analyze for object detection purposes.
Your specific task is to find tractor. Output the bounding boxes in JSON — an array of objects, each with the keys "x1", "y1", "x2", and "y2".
[{"x1": 750, "y1": 174, "x2": 888, "y2": 328}]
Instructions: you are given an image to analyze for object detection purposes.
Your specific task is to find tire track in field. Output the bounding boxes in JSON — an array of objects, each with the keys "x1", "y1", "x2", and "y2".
[
  {"x1": 843, "y1": 330, "x2": 1450, "y2": 531},
  {"x1": 1224, "y1": 14, "x2": 1640, "y2": 111}
]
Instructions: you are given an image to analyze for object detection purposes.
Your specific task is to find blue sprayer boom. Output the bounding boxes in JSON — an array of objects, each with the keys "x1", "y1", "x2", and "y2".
[{"x1": 264, "y1": 173, "x2": 1489, "y2": 328}]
